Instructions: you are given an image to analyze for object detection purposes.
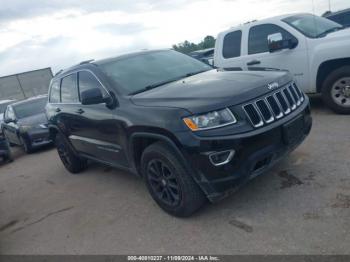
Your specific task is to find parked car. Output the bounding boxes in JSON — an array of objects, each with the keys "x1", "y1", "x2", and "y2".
[
  {"x1": 0, "y1": 100, "x2": 16, "y2": 162},
  {"x1": 1, "y1": 95, "x2": 51, "y2": 153},
  {"x1": 46, "y1": 49, "x2": 312, "y2": 217},
  {"x1": 189, "y1": 48, "x2": 214, "y2": 65},
  {"x1": 214, "y1": 13, "x2": 350, "y2": 114},
  {"x1": 323, "y1": 8, "x2": 350, "y2": 28},
  {"x1": 0, "y1": 99, "x2": 16, "y2": 123}
]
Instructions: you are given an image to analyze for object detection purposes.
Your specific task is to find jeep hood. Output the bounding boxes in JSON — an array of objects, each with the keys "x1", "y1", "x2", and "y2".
[{"x1": 131, "y1": 70, "x2": 292, "y2": 113}]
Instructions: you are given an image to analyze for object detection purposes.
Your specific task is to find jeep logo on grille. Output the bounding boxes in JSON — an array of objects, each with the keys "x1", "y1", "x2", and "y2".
[{"x1": 267, "y1": 82, "x2": 279, "y2": 90}]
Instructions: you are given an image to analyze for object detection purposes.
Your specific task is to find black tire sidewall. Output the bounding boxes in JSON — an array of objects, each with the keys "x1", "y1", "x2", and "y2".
[
  {"x1": 322, "y1": 66, "x2": 350, "y2": 114},
  {"x1": 55, "y1": 133, "x2": 87, "y2": 174},
  {"x1": 143, "y1": 150, "x2": 184, "y2": 212},
  {"x1": 141, "y1": 142, "x2": 206, "y2": 217}
]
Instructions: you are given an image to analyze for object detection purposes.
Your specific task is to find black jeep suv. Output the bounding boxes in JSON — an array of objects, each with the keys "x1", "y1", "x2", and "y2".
[{"x1": 46, "y1": 49, "x2": 312, "y2": 217}]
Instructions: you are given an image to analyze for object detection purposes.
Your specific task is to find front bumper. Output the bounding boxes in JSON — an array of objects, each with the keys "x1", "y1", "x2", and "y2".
[
  {"x1": 178, "y1": 100, "x2": 312, "y2": 202},
  {"x1": 23, "y1": 128, "x2": 52, "y2": 148}
]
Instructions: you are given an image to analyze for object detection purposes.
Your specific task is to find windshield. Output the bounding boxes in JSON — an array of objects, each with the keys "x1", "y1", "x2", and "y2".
[
  {"x1": 283, "y1": 14, "x2": 343, "y2": 38},
  {"x1": 13, "y1": 97, "x2": 47, "y2": 119},
  {"x1": 99, "y1": 50, "x2": 212, "y2": 95}
]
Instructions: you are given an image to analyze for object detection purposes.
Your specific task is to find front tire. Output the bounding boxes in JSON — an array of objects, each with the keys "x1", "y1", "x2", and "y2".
[
  {"x1": 141, "y1": 142, "x2": 206, "y2": 217},
  {"x1": 55, "y1": 133, "x2": 87, "y2": 174},
  {"x1": 20, "y1": 136, "x2": 33, "y2": 153},
  {"x1": 321, "y1": 66, "x2": 350, "y2": 114}
]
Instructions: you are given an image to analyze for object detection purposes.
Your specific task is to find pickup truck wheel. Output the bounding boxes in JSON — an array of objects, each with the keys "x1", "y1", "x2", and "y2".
[
  {"x1": 322, "y1": 66, "x2": 350, "y2": 114},
  {"x1": 55, "y1": 133, "x2": 87, "y2": 174},
  {"x1": 141, "y1": 142, "x2": 206, "y2": 217}
]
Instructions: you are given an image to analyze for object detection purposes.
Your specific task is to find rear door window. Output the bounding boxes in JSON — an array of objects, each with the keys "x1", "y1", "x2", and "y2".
[
  {"x1": 61, "y1": 74, "x2": 79, "y2": 103},
  {"x1": 222, "y1": 30, "x2": 242, "y2": 59}
]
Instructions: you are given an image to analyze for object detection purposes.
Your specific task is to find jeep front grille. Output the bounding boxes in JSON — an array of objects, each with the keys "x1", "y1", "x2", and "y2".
[{"x1": 243, "y1": 82, "x2": 304, "y2": 128}]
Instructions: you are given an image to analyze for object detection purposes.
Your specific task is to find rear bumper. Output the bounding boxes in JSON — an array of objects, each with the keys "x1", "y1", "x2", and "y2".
[{"x1": 179, "y1": 101, "x2": 312, "y2": 202}]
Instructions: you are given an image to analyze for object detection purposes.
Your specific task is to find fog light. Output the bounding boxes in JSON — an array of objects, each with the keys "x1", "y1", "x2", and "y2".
[{"x1": 209, "y1": 150, "x2": 235, "y2": 166}]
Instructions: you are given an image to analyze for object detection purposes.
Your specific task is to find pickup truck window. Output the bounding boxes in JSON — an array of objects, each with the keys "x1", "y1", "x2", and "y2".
[
  {"x1": 248, "y1": 24, "x2": 297, "y2": 54},
  {"x1": 283, "y1": 14, "x2": 343, "y2": 38},
  {"x1": 61, "y1": 74, "x2": 79, "y2": 103},
  {"x1": 222, "y1": 30, "x2": 242, "y2": 59},
  {"x1": 49, "y1": 81, "x2": 60, "y2": 103}
]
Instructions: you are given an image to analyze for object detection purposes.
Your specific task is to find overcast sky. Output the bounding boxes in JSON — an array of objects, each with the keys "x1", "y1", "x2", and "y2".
[{"x1": 0, "y1": 0, "x2": 348, "y2": 76}]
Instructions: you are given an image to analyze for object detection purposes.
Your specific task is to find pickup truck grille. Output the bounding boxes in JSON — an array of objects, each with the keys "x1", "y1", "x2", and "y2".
[{"x1": 243, "y1": 83, "x2": 304, "y2": 128}]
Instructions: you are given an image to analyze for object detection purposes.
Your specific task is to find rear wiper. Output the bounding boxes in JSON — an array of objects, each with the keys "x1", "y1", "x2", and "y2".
[
  {"x1": 316, "y1": 27, "x2": 343, "y2": 38},
  {"x1": 129, "y1": 76, "x2": 184, "y2": 95}
]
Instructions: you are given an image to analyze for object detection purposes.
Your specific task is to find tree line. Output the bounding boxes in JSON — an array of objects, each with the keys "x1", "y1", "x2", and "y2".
[{"x1": 172, "y1": 35, "x2": 216, "y2": 54}]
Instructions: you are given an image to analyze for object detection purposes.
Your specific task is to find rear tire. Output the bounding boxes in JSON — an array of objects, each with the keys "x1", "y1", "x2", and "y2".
[
  {"x1": 55, "y1": 133, "x2": 87, "y2": 174},
  {"x1": 321, "y1": 66, "x2": 350, "y2": 114},
  {"x1": 141, "y1": 142, "x2": 206, "y2": 217}
]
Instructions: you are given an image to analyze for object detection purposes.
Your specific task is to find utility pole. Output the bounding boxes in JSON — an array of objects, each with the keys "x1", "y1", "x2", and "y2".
[
  {"x1": 328, "y1": 0, "x2": 331, "y2": 11},
  {"x1": 15, "y1": 74, "x2": 26, "y2": 99}
]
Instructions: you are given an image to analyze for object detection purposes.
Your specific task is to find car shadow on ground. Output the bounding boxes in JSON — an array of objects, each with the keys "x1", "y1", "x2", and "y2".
[{"x1": 308, "y1": 94, "x2": 333, "y2": 115}]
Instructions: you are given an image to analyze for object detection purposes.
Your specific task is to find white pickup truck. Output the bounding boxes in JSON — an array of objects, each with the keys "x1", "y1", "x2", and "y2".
[{"x1": 214, "y1": 13, "x2": 350, "y2": 114}]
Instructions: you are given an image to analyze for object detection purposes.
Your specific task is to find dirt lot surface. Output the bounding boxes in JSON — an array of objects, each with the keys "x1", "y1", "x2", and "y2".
[{"x1": 0, "y1": 96, "x2": 349, "y2": 254}]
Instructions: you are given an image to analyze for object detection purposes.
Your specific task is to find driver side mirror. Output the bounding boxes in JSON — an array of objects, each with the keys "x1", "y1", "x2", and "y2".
[
  {"x1": 267, "y1": 33, "x2": 298, "y2": 53},
  {"x1": 81, "y1": 88, "x2": 113, "y2": 106}
]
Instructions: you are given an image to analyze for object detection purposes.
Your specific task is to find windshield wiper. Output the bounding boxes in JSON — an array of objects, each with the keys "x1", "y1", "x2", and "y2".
[
  {"x1": 185, "y1": 69, "x2": 209, "y2": 77},
  {"x1": 316, "y1": 27, "x2": 344, "y2": 38},
  {"x1": 129, "y1": 69, "x2": 210, "y2": 95},
  {"x1": 129, "y1": 76, "x2": 184, "y2": 95}
]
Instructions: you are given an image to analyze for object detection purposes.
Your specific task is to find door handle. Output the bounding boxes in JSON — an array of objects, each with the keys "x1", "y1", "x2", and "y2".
[
  {"x1": 247, "y1": 60, "x2": 261, "y2": 66},
  {"x1": 55, "y1": 107, "x2": 61, "y2": 112},
  {"x1": 76, "y1": 108, "x2": 85, "y2": 114}
]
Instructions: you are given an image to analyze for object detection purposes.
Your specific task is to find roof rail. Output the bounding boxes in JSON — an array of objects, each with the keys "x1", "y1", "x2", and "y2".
[{"x1": 79, "y1": 59, "x2": 94, "y2": 65}]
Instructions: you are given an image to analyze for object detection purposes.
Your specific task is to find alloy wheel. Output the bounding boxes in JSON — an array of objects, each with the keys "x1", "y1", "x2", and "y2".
[
  {"x1": 331, "y1": 77, "x2": 350, "y2": 107},
  {"x1": 147, "y1": 159, "x2": 181, "y2": 207}
]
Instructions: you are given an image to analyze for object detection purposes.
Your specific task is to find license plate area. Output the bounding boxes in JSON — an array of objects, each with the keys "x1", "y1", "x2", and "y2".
[{"x1": 282, "y1": 115, "x2": 304, "y2": 146}]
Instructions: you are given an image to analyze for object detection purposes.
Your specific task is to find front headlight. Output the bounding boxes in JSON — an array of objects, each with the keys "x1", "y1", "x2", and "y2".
[{"x1": 183, "y1": 108, "x2": 237, "y2": 131}]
